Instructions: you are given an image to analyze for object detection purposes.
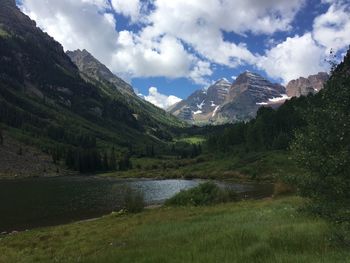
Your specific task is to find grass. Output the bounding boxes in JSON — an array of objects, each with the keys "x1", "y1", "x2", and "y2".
[
  {"x1": 0, "y1": 196, "x2": 349, "y2": 263},
  {"x1": 175, "y1": 136, "x2": 206, "y2": 144},
  {"x1": 100, "y1": 151, "x2": 303, "y2": 182}
]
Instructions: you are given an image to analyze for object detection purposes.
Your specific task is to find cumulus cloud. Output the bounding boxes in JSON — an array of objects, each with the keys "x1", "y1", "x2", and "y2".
[
  {"x1": 19, "y1": 0, "x2": 211, "y2": 84},
  {"x1": 144, "y1": 87, "x2": 182, "y2": 109},
  {"x1": 20, "y1": 0, "x2": 117, "y2": 64},
  {"x1": 111, "y1": 33, "x2": 196, "y2": 79},
  {"x1": 313, "y1": 1, "x2": 350, "y2": 51},
  {"x1": 20, "y1": 0, "x2": 309, "y2": 85},
  {"x1": 257, "y1": 0, "x2": 350, "y2": 83},
  {"x1": 258, "y1": 33, "x2": 328, "y2": 84},
  {"x1": 140, "y1": 0, "x2": 306, "y2": 69},
  {"x1": 110, "y1": 0, "x2": 141, "y2": 23},
  {"x1": 19, "y1": 0, "x2": 346, "y2": 87}
]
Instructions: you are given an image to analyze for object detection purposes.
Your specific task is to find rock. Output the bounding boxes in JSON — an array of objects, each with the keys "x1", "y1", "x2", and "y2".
[{"x1": 286, "y1": 72, "x2": 329, "y2": 97}]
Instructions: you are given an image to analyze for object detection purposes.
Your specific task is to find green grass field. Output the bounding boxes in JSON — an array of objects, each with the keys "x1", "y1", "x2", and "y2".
[
  {"x1": 1, "y1": 196, "x2": 349, "y2": 263},
  {"x1": 175, "y1": 136, "x2": 206, "y2": 144}
]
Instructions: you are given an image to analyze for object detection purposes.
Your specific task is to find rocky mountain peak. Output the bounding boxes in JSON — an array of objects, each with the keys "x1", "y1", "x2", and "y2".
[
  {"x1": 213, "y1": 78, "x2": 230, "y2": 85},
  {"x1": 286, "y1": 72, "x2": 329, "y2": 97},
  {"x1": 169, "y1": 72, "x2": 286, "y2": 124},
  {"x1": 67, "y1": 49, "x2": 134, "y2": 95},
  {"x1": 234, "y1": 71, "x2": 266, "y2": 86}
]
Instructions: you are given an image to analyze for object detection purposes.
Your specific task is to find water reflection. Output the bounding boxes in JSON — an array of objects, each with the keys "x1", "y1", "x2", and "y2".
[{"x1": 0, "y1": 177, "x2": 273, "y2": 232}]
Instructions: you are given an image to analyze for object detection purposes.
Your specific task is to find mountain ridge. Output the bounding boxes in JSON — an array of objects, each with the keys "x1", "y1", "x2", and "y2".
[
  {"x1": 169, "y1": 71, "x2": 286, "y2": 124},
  {"x1": 66, "y1": 49, "x2": 135, "y2": 96},
  {"x1": 170, "y1": 71, "x2": 328, "y2": 124}
]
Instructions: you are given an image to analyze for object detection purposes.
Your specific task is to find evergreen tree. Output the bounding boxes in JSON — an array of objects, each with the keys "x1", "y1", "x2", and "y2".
[
  {"x1": 0, "y1": 128, "x2": 3, "y2": 145},
  {"x1": 291, "y1": 49, "x2": 350, "y2": 221},
  {"x1": 109, "y1": 147, "x2": 117, "y2": 171},
  {"x1": 65, "y1": 148, "x2": 75, "y2": 169},
  {"x1": 102, "y1": 151, "x2": 109, "y2": 171}
]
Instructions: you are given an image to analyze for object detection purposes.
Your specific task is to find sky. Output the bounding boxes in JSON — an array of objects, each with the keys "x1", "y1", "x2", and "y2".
[{"x1": 17, "y1": 0, "x2": 350, "y2": 109}]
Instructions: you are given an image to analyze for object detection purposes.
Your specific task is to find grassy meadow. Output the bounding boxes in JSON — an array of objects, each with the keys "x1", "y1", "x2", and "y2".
[
  {"x1": 1, "y1": 196, "x2": 349, "y2": 263},
  {"x1": 100, "y1": 150, "x2": 303, "y2": 182}
]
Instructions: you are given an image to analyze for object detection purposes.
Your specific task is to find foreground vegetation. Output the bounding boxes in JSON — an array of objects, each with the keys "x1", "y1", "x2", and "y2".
[{"x1": 0, "y1": 196, "x2": 349, "y2": 263}]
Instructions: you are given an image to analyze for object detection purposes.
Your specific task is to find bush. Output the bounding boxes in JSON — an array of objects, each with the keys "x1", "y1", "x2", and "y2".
[
  {"x1": 123, "y1": 187, "x2": 145, "y2": 213},
  {"x1": 273, "y1": 181, "x2": 296, "y2": 197},
  {"x1": 165, "y1": 182, "x2": 238, "y2": 206}
]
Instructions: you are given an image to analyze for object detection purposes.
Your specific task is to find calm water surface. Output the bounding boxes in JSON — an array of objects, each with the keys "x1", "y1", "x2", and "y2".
[{"x1": 0, "y1": 176, "x2": 273, "y2": 232}]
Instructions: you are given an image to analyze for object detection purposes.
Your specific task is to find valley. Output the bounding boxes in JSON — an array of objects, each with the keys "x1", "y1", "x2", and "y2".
[{"x1": 0, "y1": 0, "x2": 350, "y2": 262}]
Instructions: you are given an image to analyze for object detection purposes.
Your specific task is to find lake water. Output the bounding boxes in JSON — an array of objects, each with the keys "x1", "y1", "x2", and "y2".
[{"x1": 0, "y1": 176, "x2": 273, "y2": 232}]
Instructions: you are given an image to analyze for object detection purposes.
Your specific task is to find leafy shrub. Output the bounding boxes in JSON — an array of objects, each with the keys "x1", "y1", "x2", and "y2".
[
  {"x1": 165, "y1": 182, "x2": 238, "y2": 206},
  {"x1": 273, "y1": 181, "x2": 296, "y2": 197},
  {"x1": 123, "y1": 187, "x2": 145, "y2": 213}
]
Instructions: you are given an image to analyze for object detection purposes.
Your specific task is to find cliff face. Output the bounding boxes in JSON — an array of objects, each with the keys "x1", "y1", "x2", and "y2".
[
  {"x1": 216, "y1": 72, "x2": 286, "y2": 123},
  {"x1": 286, "y1": 72, "x2": 329, "y2": 97}
]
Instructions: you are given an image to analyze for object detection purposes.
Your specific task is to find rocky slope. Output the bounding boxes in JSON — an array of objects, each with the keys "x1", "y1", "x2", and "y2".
[
  {"x1": 66, "y1": 49, "x2": 134, "y2": 95},
  {"x1": 286, "y1": 72, "x2": 329, "y2": 97},
  {"x1": 170, "y1": 72, "x2": 286, "y2": 124}
]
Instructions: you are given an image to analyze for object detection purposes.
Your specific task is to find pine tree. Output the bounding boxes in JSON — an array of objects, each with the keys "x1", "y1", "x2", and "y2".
[
  {"x1": 109, "y1": 147, "x2": 117, "y2": 171},
  {"x1": 0, "y1": 128, "x2": 3, "y2": 146},
  {"x1": 103, "y1": 151, "x2": 109, "y2": 171}
]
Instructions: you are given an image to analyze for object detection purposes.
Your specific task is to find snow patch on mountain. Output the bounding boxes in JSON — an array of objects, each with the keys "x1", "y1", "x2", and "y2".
[
  {"x1": 197, "y1": 100, "x2": 205, "y2": 109},
  {"x1": 212, "y1": 105, "x2": 220, "y2": 117}
]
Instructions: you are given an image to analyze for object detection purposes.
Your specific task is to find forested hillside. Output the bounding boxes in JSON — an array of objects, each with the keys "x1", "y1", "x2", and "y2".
[{"x1": 0, "y1": 1, "x2": 183, "y2": 174}]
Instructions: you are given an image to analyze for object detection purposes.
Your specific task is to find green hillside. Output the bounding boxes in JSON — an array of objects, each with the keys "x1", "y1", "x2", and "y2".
[{"x1": 0, "y1": 2, "x2": 183, "y2": 174}]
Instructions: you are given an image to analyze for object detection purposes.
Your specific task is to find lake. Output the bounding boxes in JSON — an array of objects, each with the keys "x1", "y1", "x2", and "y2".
[{"x1": 0, "y1": 176, "x2": 273, "y2": 232}]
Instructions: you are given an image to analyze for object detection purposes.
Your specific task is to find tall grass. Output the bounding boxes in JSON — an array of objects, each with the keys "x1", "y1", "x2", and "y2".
[
  {"x1": 122, "y1": 187, "x2": 145, "y2": 213},
  {"x1": 1, "y1": 197, "x2": 349, "y2": 263}
]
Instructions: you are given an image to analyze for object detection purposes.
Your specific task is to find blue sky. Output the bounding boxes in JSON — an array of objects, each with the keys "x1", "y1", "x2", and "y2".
[{"x1": 18, "y1": 0, "x2": 350, "y2": 108}]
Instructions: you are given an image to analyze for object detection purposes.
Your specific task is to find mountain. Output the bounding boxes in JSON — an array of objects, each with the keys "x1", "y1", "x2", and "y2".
[
  {"x1": 286, "y1": 72, "x2": 329, "y2": 97},
  {"x1": 170, "y1": 72, "x2": 286, "y2": 124},
  {"x1": 66, "y1": 49, "x2": 134, "y2": 95},
  {"x1": 0, "y1": 0, "x2": 183, "y2": 173},
  {"x1": 66, "y1": 49, "x2": 183, "y2": 131},
  {"x1": 169, "y1": 78, "x2": 231, "y2": 123}
]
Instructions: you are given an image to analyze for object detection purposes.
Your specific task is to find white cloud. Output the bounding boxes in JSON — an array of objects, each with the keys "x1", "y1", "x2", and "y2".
[
  {"x1": 144, "y1": 87, "x2": 182, "y2": 109},
  {"x1": 20, "y1": 0, "x2": 346, "y2": 87},
  {"x1": 140, "y1": 0, "x2": 306, "y2": 69},
  {"x1": 111, "y1": 33, "x2": 196, "y2": 79},
  {"x1": 20, "y1": 0, "x2": 308, "y2": 85},
  {"x1": 110, "y1": 0, "x2": 141, "y2": 22},
  {"x1": 313, "y1": 1, "x2": 350, "y2": 52},
  {"x1": 258, "y1": 33, "x2": 328, "y2": 84},
  {"x1": 20, "y1": 0, "x2": 211, "y2": 84},
  {"x1": 20, "y1": 0, "x2": 117, "y2": 64}
]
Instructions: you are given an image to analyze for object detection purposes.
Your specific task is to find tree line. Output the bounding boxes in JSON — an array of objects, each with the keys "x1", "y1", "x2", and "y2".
[{"x1": 206, "y1": 96, "x2": 308, "y2": 153}]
